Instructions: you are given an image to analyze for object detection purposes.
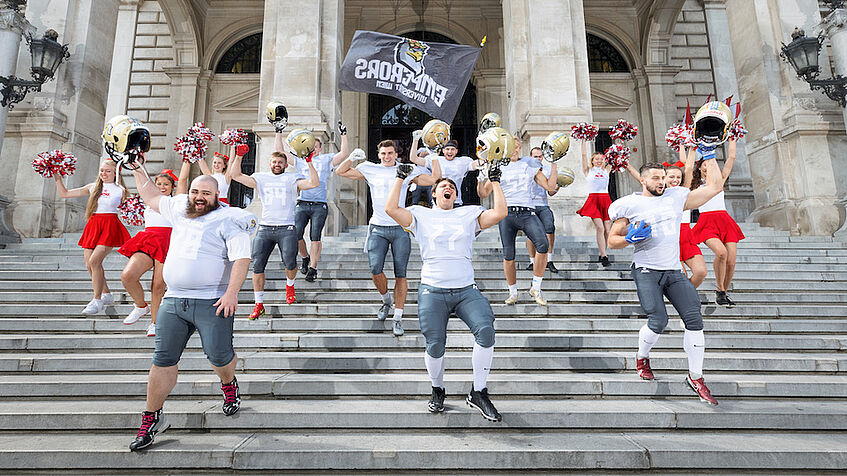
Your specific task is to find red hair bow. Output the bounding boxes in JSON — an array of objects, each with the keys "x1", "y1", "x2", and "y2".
[
  {"x1": 214, "y1": 152, "x2": 230, "y2": 162},
  {"x1": 160, "y1": 169, "x2": 178, "y2": 182},
  {"x1": 662, "y1": 161, "x2": 684, "y2": 167}
]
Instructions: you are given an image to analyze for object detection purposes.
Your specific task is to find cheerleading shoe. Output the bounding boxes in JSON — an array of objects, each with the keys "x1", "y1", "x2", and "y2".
[
  {"x1": 221, "y1": 377, "x2": 241, "y2": 416},
  {"x1": 286, "y1": 285, "x2": 296, "y2": 304},
  {"x1": 428, "y1": 386, "x2": 446, "y2": 413},
  {"x1": 686, "y1": 375, "x2": 718, "y2": 405},
  {"x1": 100, "y1": 293, "x2": 115, "y2": 306},
  {"x1": 636, "y1": 356, "x2": 655, "y2": 380},
  {"x1": 129, "y1": 408, "x2": 169, "y2": 451},
  {"x1": 599, "y1": 256, "x2": 611, "y2": 267},
  {"x1": 466, "y1": 387, "x2": 502, "y2": 422},
  {"x1": 123, "y1": 305, "x2": 150, "y2": 325},
  {"x1": 248, "y1": 303, "x2": 265, "y2": 320},
  {"x1": 146, "y1": 323, "x2": 156, "y2": 337},
  {"x1": 81, "y1": 299, "x2": 104, "y2": 315},
  {"x1": 529, "y1": 288, "x2": 547, "y2": 306}
]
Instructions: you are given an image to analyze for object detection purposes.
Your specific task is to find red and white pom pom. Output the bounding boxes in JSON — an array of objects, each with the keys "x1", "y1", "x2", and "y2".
[
  {"x1": 665, "y1": 123, "x2": 695, "y2": 150},
  {"x1": 609, "y1": 119, "x2": 639, "y2": 142},
  {"x1": 728, "y1": 119, "x2": 747, "y2": 141},
  {"x1": 32, "y1": 150, "x2": 77, "y2": 178},
  {"x1": 189, "y1": 122, "x2": 215, "y2": 141},
  {"x1": 604, "y1": 142, "x2": 631, "y2": 172},
  {"x1": 118, "y1": 194, "x2": 145, "y2": 227},
  {"x1": 570, "y1": 122, "x2": 599, "y2": 142},
  {"x1": 174, "y1": 135, "x2": 205, "y2": 163},
  {"x1": 219, "y1": 128, "x2": 248, "y2": 146}
]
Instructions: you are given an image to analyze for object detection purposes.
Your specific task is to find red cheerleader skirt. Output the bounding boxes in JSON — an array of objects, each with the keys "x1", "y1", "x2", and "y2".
[
  {"x1": 679, "y1": 223, "x2": 702, "y2": 261},
  {"x1": 693, "y1": 210, "x2": 745, "y2": 244},
  {"x1": 577, "y1": 193, "x2": 612, "y2": 221},
  {"x1": 219, "y1": 198, "x2": 229, "y2": 205},
  {"x1": 118, "y1": 227, "x2": 172, "y2": 263},
  {"x1": 78, "y1": 213, "x2": 131, "y2": 249}
]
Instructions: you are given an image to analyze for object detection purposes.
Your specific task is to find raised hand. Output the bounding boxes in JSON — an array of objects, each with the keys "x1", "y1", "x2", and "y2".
[
  {"x1": 235, "y1": 144, "x2": 249, "y2": 157},
  {"x1": 338, "y1": 121, "x2": 347, "y2": 136},
  {"x1": 397, "y1": 163, "x2": 414, "y2": 179},
  {"x1": 488, "y1": 163, "x2": 502, "y2": 183}
]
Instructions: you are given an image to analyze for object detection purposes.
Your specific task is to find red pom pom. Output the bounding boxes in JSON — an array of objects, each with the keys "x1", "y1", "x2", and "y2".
[
  {"x1": 32, "y1": 150, "x2": 77, "y2": 178},
  {"x1": 219, "y1": 128, "x2": 248, "y2": 146},
  {"x1": 174, "y1": 122, "x2": 216, "y2": 163},
  {"x1": 570, "y1": 122, "x2": 599, "y2": 142},
  {"x1": 604, "y1": 143, "x2": 631, "y2": 172},
  {"x1": 609, "y1": 119, "x2": 639, "y2": 142},
  {"x1": 118, "y1": 194, "x2": 145, "y2": 227},
  {"x1": 728, "y1": 119, "x2": 747, "y2": 140},
  {"x1": 665, "y1": 123, "x2": 695, "y2": 150}
]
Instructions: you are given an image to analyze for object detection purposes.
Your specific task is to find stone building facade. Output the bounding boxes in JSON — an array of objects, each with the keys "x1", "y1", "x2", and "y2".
[{"x1": 1, "y1": 0, "x2": 845, "y2": 238}]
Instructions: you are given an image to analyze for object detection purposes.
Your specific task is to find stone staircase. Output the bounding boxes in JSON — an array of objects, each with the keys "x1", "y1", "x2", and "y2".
[{"x1": 0, "y1": 223, "x2": 846, "y2": 473}]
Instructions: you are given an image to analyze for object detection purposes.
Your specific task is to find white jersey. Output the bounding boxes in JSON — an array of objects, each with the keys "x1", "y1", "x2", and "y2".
[
  {"x1": 295, "y1": 153, "x2": 334, "y2": 203},
  {"x1": 523, "y1": 156, "x2": 552, "y2": 207},
  {"x1": 94, "y1": 182, "x2": 123, "y2": 214},
  {"x1": 357, "y1": 161, "x2": 424, "y2": 226},
  {"x1": 425, "y1": 155, "x2": 474, "y2": 205},
  {"x1": 586, "y1": 167, "x2": 610, "y2": 194},
  {"x1": 157, "y1": 194, "x2": 257, "y2": 299},
  {"x1": 144, "y1": 206, "x2": 171, "y2": 228},
  {"x1": 212, "y1": 173, "x2": 229, "y2": 199},
  {"x1": 252, "y1": 171, "x2": 306, "y2": 226},
  {"x1": 608, "y1": 186, "x2": 691, "y2": 270},
  {"x1": 699, "y1": 188, "x2": 726, "y2": 212},
  {"x1": 681, "y1": 208, "x2": 691, "y2": 225},
  {"x1": 408, "y1": 205, "x2": 485, "y2": 288},
  {"x1": 500, "y1": 159, "x2": 540, "y2": 208}
]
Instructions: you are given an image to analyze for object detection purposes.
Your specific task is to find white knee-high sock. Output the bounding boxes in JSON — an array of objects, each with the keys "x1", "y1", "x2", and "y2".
[
  {"x1": 472, "y1": 343, "x2": 494, "y2": 391},
  {"x1": 683, "y1": 329, "x2": 705, "y2": 379},
  {"x1": 637, "y1": 325, "x2": 661, "y2": 359},
  {"x1": 424, "y1": 353, "x2": 445, "y2": 388}
]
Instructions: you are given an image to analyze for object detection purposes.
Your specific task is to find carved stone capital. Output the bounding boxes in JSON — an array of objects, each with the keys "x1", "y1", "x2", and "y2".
[
  {"x1": 0, "y1": 8, "x2": 35, "y2": 37},
  {"x1": 823, "y1": 8, "x2": 847, "y2": 36}
]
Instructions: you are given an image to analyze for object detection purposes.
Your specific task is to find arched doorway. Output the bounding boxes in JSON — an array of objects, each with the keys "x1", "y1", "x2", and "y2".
[{"x1": 366, "y1": 30, "x2": 480, "y2": 214}]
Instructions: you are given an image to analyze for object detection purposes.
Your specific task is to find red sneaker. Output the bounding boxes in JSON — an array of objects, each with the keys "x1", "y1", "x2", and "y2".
[
  {"x1": 248, "y1": 303, "x2": 265, "y2": 320},
  {"x1": 636, "y1": 357, "x2": 654, "y2": 380},
  {"x1": 686, "y1": 375, "x2": 718, "y2": 405},
  {"x1": 286, "y1": 285, "x2": 296, "y2": 304}
]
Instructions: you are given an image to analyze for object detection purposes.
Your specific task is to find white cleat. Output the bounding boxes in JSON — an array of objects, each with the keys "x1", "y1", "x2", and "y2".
[
  {"x1": 146, "y1": 322, "x2": 156, "y2": 337},
  {"x1": 377, "y1": 302, "x2": 392, "y2": 321},
  {"x1": 392, "y1": 319, "x2": 404, "y2": 336},
  {"x1": 123, "y1": 305, "x2": 150, "y2": 325},
  {"x1": 81, "y1": 299, "x2": 104, "y2": 315},
  {"x1": 504, "y1": 293, "x2": 519, "y2": 305},
  {"x1": 529, "y1": 288, "x2": 547, "y2": 306}
]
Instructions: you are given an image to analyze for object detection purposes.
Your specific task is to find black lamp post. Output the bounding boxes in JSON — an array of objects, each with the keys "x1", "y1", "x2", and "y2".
[
  {"x1": 0, "y1": 29, "x2": 70, "y2": 109},
  {"x1": 780, "y1": 27, "x2": 847, "y2": 107}
]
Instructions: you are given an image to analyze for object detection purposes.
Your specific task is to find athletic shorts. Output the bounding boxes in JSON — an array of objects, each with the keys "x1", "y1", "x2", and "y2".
[
  {"x1": 366, "y1": 224, "x2": 411, "y2": 278},
  {"x1": 152, "y1": 297, "x2": 235, "y2": 367},
  {"x1": 252, "y1": 224, "x2": 299, "y2": 272},
  {"x1": 295, "y1": 200, "x2": 329, "y2": 242}
]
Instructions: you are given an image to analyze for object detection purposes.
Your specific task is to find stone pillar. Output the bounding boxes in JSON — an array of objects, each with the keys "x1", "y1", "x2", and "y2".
[
  {"x1": 701, "y1": 0, "x2": 755, "y2": 220},
  {"x1": 823, "y1": 8, "x2": 847, "y2": 239},
  {"x1": 104, "y1": 0, "x2": 141, "y2": 121},
  {"x1": 502, "y1": 0, "x2": 593, "y2": 235},
  {"x1": 257, "y1": 0, "x2": 345, "y2": 234},
  {"x1": 725, "y1": 0, "x2": 842, "y2": 235},
  {"x1": 0, "y1": 7, "x2": 35, "y2": 157},
  {"x1": 163, "y1": 66, "x2": 201, "y2": 171},
  {"x1": 6, "y1": 0, "x2": 119, "y2": 238}
]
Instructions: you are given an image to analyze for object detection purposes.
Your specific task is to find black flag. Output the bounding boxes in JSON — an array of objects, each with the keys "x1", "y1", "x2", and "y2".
[{"x1": 339, "y1": 30, "x2": 481, "y2": 123}]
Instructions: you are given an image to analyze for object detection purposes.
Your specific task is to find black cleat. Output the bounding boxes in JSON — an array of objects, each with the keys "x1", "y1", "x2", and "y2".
[
  {"x1": 599, "y1": 256, "x2": 610, "y2": 267},
  {"x1": 466, "y1": 387, "x2": 502, "y2": 422},
  {"x1": 129, "y1": 408, "x2": 169, "y2": 452},
  {"x1": 221, "y1": 377, "x2": 241, "y2": 416},
  {"x1": 305, "y1": 267, "x2": 318, "y2": 282},
  {"x1": 428, "y1": 386, "x2": 446, "y2": 413},
  {"x1": 525, "y1": 262, "x2": 533, "y2": 271},
  {"x1": 300, "y1": 256, "x2": 310, "y2": 275},
  {"x1": 546, "y1": 261, "x2": 559, "y2": 273}
]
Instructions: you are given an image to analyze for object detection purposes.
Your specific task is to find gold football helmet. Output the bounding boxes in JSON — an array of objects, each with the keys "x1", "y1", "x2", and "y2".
[
  {"x1": 694, "y1": 101, "x2": 733, "y2": 147},
  {"x1": 479, "y1": 112, "x2": 501, "y2": 133},
  {"x1": 422, "y1": 119, "x2": 450, "y2": 150},
  {"x1": 267, "y1": 101, "x2": 289, "y2": 131},
  {"x1": 476, "y1": 127, "x2": 516, "y2": 166},
  {"x1": 557, "y1": 166, "x2": 576, "y2": 188},
  {"x1": 541, "y1": 131, "x2": 570, "y2": 162},
  {"x1": 102, "y1": 115, "x2": 150, "y2": 167},
  {"x1": 286, "y1": 129, "x2": 316, "y2": 159}
]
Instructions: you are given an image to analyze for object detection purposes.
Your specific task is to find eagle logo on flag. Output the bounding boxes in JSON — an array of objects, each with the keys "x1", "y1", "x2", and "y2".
[{"x1": 394, "y1": 39, "x2": 429, "y2": 77}]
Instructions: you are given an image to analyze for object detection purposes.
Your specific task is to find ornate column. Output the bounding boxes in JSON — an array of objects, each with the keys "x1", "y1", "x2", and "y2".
[
  {"x1": 104, "y1": 0, "x2": 141, "y2": 121},
  {"x1": 822, "y1": 7, "x2": 847, "y2": 239},
  {"x1": 701, "y1": 0, "x2": 754, "y2": 220}
]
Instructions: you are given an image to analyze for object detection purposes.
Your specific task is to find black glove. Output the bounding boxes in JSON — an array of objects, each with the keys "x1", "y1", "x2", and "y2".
[
  {"x1": 337, "y1": 121, "x2": 347, "y2": 136},
  {"x1": 488, "y1": 163, "x2": 502, "y2": 183},
  {"x1": 397, "y1": 163, "x2": 413, "y2": 179}
]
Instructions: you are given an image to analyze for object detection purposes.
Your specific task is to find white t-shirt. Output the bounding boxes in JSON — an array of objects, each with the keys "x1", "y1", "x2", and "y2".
[
  {"x1": 425, "y1": 155, "x2": 474, "y2": 205},
  {"x1": 500, "y1": 159, "x2": 540, "y2": 208},
  {"x1": 681, "y1": 208, "x2": 691, "y2": 225},
  {"x1": 144, "y1": 206, "x2": 171, "y2": 228},
  {"x1": 94, "y1": 182, "x2": 124, "y2": 214},
  {"x1": 408, "y1": 205, "x2": 485, "y2": 288},
  {"x1": 586, "y1": 167, "x2": 610, "y2": 194},
  {"x1": 699, "y1": 188, "x2": 726, "y2": 212},
  {"x1": 157, "y1": 194, "x2": 256, "y2": 299},
  {"x1": 523, "y1": 156, "x2": 552, "y2": 207},
  {"x1": 295, "y1": 153, "x2": 334, "y2": 203},
  {"x1": 357, "y1": 161, "x2": 424, "y2": 226},
  {"x1": 212, "y1": 173, "x2": 229, "y2": 199},
  {"x1": 252, "y1": 172, "x2": 306, "y2": 226},
  {"x1": 608, "y1": 186, "x2": 691, "y2": 270}
]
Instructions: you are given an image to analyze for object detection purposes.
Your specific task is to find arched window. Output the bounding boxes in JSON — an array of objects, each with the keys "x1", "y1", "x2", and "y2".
[
  {"x1": 587, "y1": 34, "x2": 629, "y2": 73},
  {"x1": 215, "y1": 33, "x2": 262, "y2": 73}
]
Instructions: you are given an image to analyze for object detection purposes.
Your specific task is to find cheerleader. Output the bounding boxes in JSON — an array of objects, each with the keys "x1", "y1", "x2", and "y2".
[
  {"x1": 690, "y1": 140, "x2": 741, "y2": 307},
  {"x1": 675, "y1": 147, "x2": 708, "y2": 288},
  {"x1": 576, "y1": 142, "x2": 613, "y2": 266},
  {"x1": 199, "y1": 146, "x2": 233, "y2": 204},
  {"x1": 54, "y1": 160, "x2": 131, "y2": 315},
  {"x1": 119, "y1": 162, "x2": 190, "y2": 336}
]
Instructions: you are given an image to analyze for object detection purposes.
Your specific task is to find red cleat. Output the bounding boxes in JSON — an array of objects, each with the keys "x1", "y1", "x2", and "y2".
[
  {"x1": 286, "y1": 285, "x2": 296, "y2": 304},
  {"x1": 248, "y1": 303, "x2": 265, "y2": 320},
  {"x1": 636, "y1": 357, "x2": 655, "y2": 380},
  {"x1": 686, "y1": 375, "x2": 719, "y2": 405}
]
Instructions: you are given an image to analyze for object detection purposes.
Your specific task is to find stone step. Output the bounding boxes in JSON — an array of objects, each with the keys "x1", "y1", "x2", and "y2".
[
  {"x1": 1, "y1": 351, "x2": 844, "y2": 373},
  {"x1": 1, "y1": 372, "x2": 845, "y2": 398},
  {"x1": 1, "y1": 399, "x2": 844, "y2": 432},
  {"x1": 1, "y1": 430, "x2": 845, "y2": 472}
]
